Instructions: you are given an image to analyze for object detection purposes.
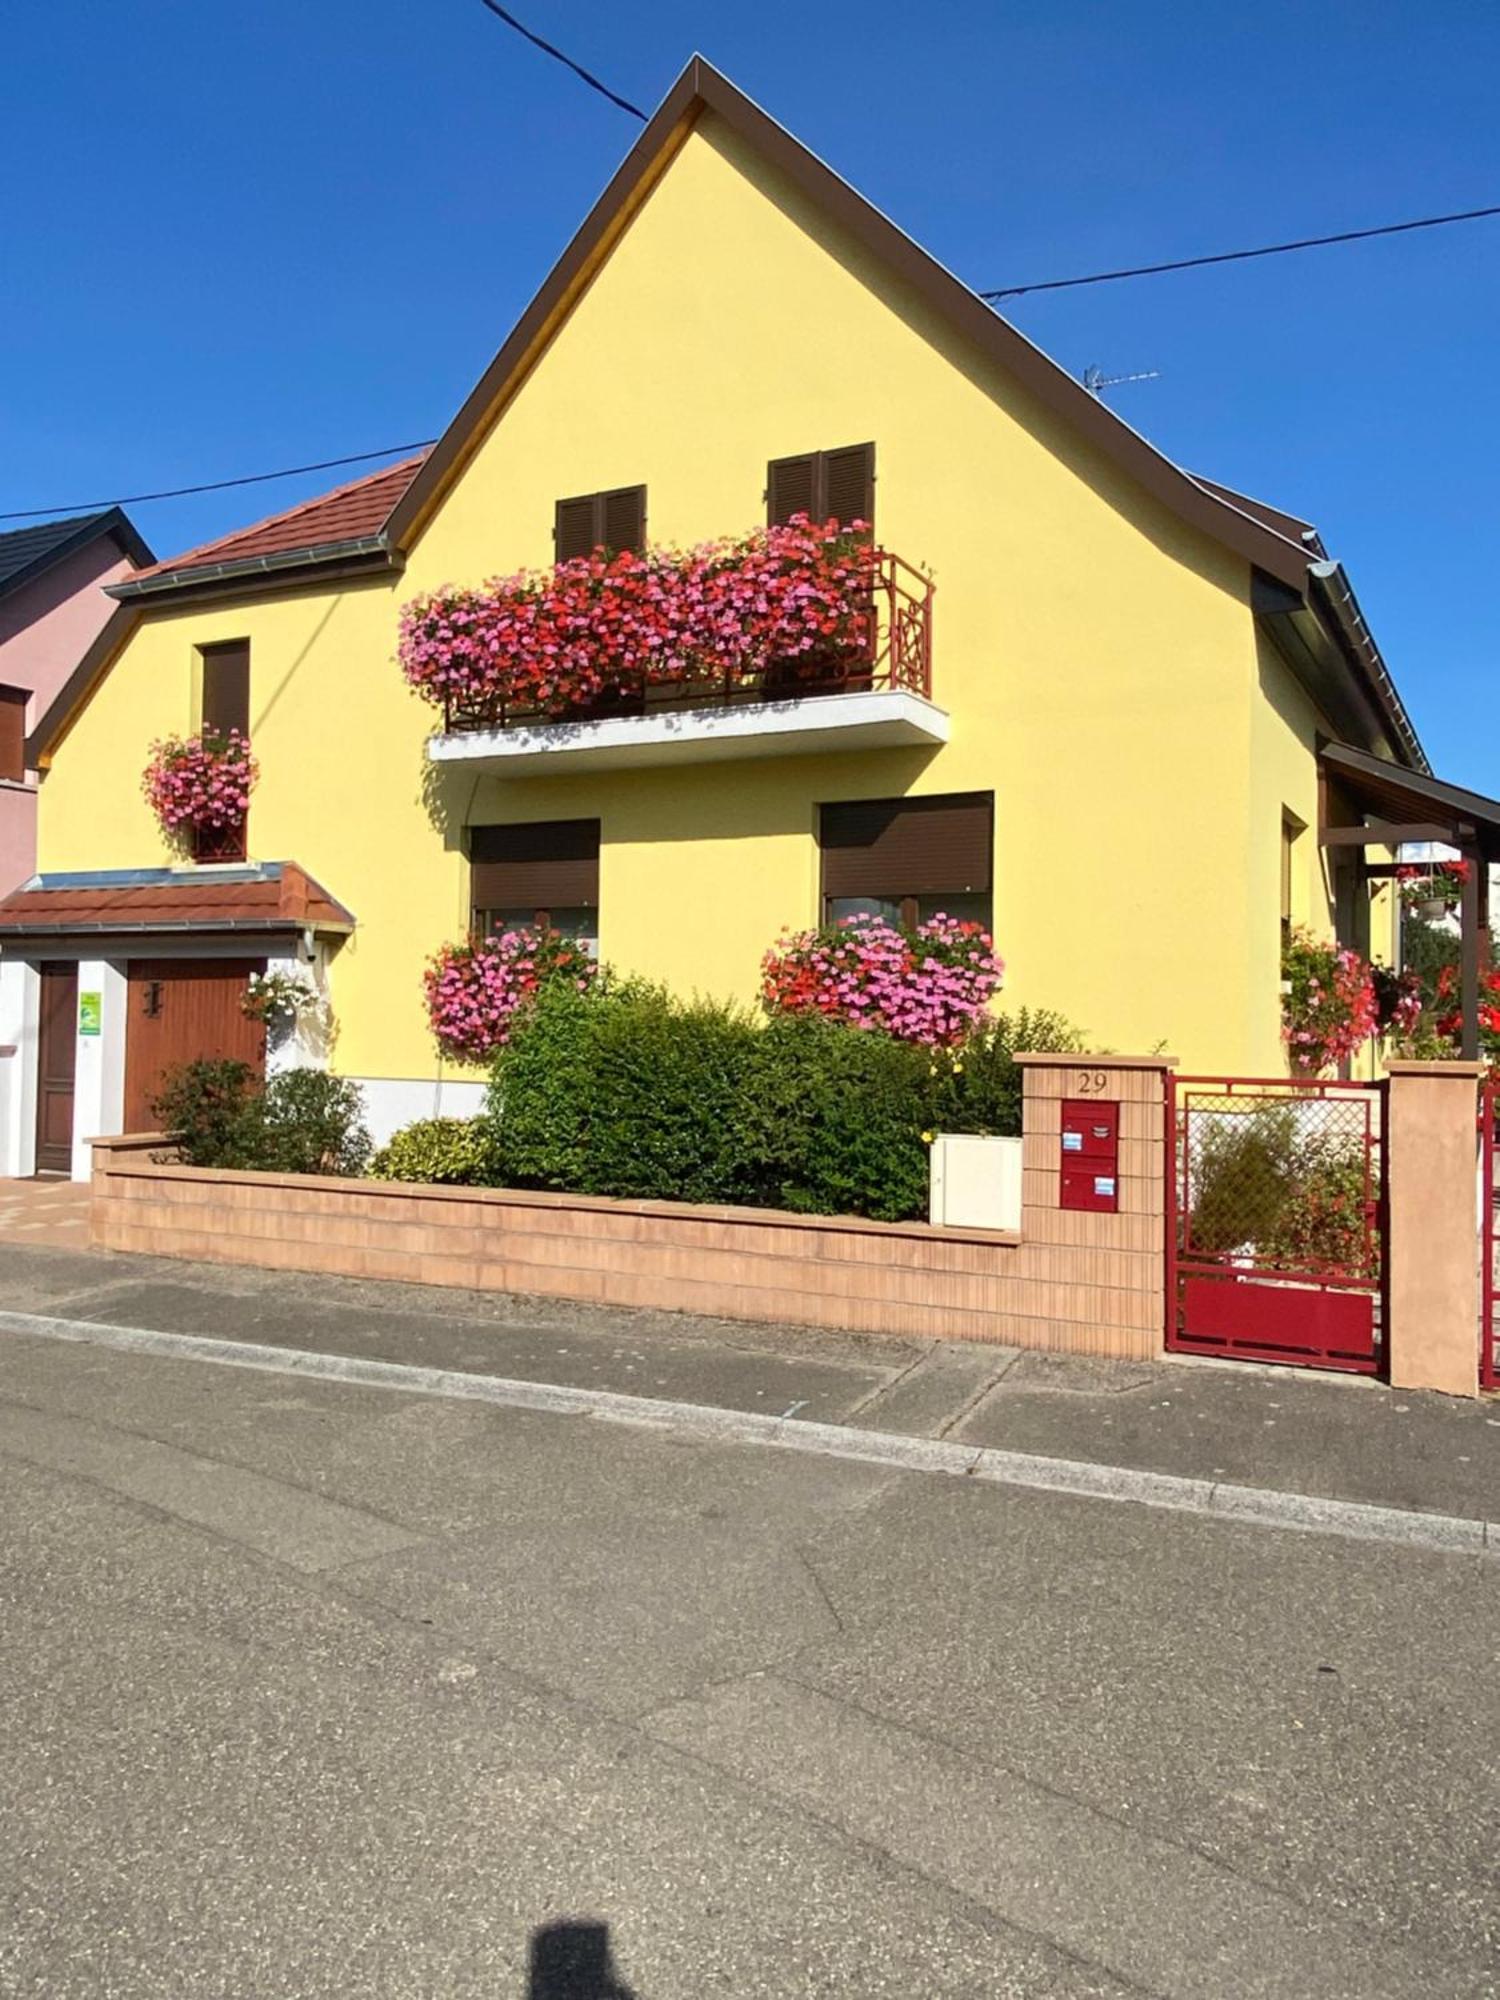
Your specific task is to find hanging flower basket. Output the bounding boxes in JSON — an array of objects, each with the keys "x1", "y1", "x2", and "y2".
[
  {"x1": 1396, "y1": 859, "x2": 1469, "y2": 920},
  {"x1": 142, "y1": 728, "x2": 257, "y2": 850},
  {"x1": 760, "y1": 912, "x2": 1004, "y2": 1048}
]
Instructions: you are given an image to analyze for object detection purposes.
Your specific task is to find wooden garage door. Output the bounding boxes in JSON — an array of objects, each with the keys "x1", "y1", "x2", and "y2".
[{"x1": 123, "y1": 959, "x2": 267, "y2": 1132}]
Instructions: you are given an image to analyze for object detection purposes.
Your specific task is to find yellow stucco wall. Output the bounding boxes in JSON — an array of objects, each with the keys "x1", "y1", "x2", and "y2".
[{"x1": 38, "y1": 112, "x2": 1337, "y2": 1083}]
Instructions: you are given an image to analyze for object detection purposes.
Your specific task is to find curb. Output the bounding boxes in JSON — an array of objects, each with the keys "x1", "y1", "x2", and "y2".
[{"x1": 0, "y1": 1308, "x2": 1491, "y2": 1558}]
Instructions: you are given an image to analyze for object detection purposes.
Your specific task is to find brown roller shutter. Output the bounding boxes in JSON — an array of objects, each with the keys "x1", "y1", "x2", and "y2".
[
  {"x1": 822, "y1": 442, "x2": 875, "y2": 532},
  {"x1": 200, "y1": 641, "x2": 250, "y2": 737},
  {"x1": 0, "y1": 684, "x2": 26, "y2": 782},
  {"x1": 555, "y1": 494, "x2": 598, "y2": 563},
  {"x1": 768, "y1": 453, "x2": 818, "y2": 527},
  {"x1": 601, "y1": 484, "x2": 646, "y2": 554},
  {"x1": 820, "y1": 793, "x2": 992, "y2": 899},
  {"x1": 470, "y1": 818, "x2": 600, "y2": 915}
]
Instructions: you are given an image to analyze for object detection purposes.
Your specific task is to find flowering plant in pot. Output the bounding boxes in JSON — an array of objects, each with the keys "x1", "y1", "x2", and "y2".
[
  {"x1": 142, "y1": 728, "x2": 257, "y2": 851},
  {"x1": 424, "y1": 925, "x2": 596, "y2": 1065},
  {"x1": 399, "y1": 515, "x2": 881, "y2": 722},
  {"x1": 1280, "y1": 926, "x2": 1378, "y2": 1075},
  {"x1": 760, "y1": 912, "x2": 1003, "y2": 1048},
  {"x1": 1396, "y1": 858, "x2": 1469, "y2": 919}
]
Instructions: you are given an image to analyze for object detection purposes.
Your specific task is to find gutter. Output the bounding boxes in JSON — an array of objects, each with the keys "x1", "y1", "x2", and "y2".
[
  {"x1": 107, "y1": 534, "x2": 395, "y2": 600},
  {"x1": 1308, "y1": 560, "x2": 1428, "y2": 775}
]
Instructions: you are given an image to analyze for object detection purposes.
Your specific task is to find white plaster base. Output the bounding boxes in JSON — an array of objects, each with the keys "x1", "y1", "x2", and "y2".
[
  {"x1": 351, "y1": 1076, "x2": 488, "y2": 1148},
  {"x1": 70, "y1": 960, "x2": 127, "y2": 1181},
  {"x1": 0, "y1": 959, "x2": 40, "y2": 1179}
]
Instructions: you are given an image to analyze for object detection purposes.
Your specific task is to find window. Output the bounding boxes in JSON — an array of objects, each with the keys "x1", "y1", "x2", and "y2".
[
  {"x1": 819, "y1": 792, "x2": 993, "y2": 930},
  {"x1": 0, "y1": 684, "x2": 27, "y2": 783},
  {"x1": 554, "y1": 486, "x2": 647, "y2": 564},
  {"x1": 470, "y1": 818, "x2": 600, "y2": 950},
  {"x1": 768, "y1": 443, "x2": 875, "y2": 533},
  {"x1": 200, "y1": 640, "x2": 250, "y2": 738}
]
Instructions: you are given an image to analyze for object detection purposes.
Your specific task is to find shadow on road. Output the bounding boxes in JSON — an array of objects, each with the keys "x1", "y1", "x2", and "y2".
[{"x1": 528, "y1": 1920, "x2": 638, "y2": 1998}]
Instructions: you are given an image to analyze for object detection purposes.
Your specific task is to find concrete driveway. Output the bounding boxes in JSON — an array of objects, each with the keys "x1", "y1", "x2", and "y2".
[{"x1": 0, "y1": 1314, "x2": 1496, "y2": 1997}]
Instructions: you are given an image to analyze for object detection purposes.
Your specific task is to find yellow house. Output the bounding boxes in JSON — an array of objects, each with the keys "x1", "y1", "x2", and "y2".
[{"x1": 4, "y1": 55, "x2": 1482, "y2": 1180}]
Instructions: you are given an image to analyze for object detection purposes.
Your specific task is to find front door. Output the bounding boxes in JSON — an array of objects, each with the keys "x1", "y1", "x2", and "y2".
[
  {"x1": 123, "y1": 959, "x2": 267, "y2": 1132},
  {"x1": 34, "y1": 962, "x2": 78, "y2": 1175}
]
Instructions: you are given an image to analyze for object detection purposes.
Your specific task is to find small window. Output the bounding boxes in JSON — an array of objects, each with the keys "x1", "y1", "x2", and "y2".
[
  {"x1": 470, "y1": 819, "x2": 600, "y2": 951},
  {"x1": 0, "y1": 684, "x2": 27, "y2": 783},
  {"x1": 554, "y1": 487, "x2": 647, "y2": 564},
  {"x1": 819, "y1": 792, "x2": 993, "y2": 931},
  {"x1": 200, "y1": 640, "x2": 250, "y2": 738},
  {"x1": 1281, "y1": 808, "x2": 1305, "y2": 939},
  {"x1": 768, "y1": 443, "x2": 875, "y2": 534}
]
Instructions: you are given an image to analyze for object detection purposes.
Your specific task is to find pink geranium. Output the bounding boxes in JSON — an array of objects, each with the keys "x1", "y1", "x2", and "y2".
[
  {"x1": 425, "y1": 925, "x2": 596, "y2": 1065},
  {"x1": 399, "y1": 515, "x2": 880, "y2": 720},
  {"x1": 142, "y1": 729, "x2": 257, "y2": 845},
  {"x1": 761, "y1": 913, "x2": 1004, "y2": 1047}
]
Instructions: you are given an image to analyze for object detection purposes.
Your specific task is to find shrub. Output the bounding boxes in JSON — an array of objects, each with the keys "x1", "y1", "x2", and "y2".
[
  {"x1": 1185, "y1": 1104, "x2": 1298, "y2": 1255},
  {"x1": 257, "y1": 1069, "x2": 372, "y2": 1177},
  {"x1": 150, "y1": 1058, "x2": 265, "y2": 1169},
  {"x1": 150, "y1": 1061, "x2": 370, "y2": 1177},
  {"x1": 925, "y1": 1007, "x2": 1087, "y2": 1138},
  {"x1": 370, "y1": 1117, "x2": 496, "y2": 1185}
]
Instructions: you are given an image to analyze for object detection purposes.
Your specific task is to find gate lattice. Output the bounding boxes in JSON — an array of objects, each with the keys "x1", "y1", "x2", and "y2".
[{"x1": 1167, "y1": 1076, "x2": 1386, "y2": 1376}]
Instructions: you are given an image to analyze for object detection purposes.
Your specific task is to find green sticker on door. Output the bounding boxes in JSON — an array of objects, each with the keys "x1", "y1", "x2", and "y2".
[{"x1": 78, "y1": 992, "x2": 102, "y2": 1037}]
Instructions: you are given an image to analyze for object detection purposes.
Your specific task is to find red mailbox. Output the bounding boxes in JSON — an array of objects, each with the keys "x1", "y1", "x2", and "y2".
[{"x1": 1060, "y1": 1098, "x2": 1119, "y2": 1213}]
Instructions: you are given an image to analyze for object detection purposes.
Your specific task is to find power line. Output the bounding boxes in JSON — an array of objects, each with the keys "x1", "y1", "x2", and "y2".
[
  {"x1": 0, "y1": 442, "x2": 439, "y2": 523},
  {"x1": 982, "y1": 202, "x2": 1500, "y2": 298},
  {"x1": 474, "y1": 0, "x2": 647, "y2": 120}
]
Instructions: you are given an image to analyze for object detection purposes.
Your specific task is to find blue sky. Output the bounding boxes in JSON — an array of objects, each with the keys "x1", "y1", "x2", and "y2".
[{"x1": 3, "y1": 1, "x2": 1495, "y2": 785}]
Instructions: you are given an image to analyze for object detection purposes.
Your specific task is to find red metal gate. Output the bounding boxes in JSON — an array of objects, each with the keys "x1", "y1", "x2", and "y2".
[
  {"x1": 1167, "y1": 1076, "x2": 1386, "y2": 1375},
  {"x1": 1482, "y1": 1083, "x2": 1498, "y2": 1393}
]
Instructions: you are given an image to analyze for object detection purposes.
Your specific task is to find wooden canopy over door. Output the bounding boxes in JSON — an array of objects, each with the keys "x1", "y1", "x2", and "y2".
[
  {"x1": 35, "y1": 962, "x2": 78, "y2": 1175},
  {"x1": 123, "y1": 959, "x2": 267, "y2": 1132}
]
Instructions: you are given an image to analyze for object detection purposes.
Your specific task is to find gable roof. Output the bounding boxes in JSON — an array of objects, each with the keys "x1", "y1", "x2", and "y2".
[
  {"x1": 0, "y1": 507, "x2": 153, "y2": 600},
  {"x1": 37, "y1": 55, "x2": 1424, "y2": 774},
  {"x1": 113, "y1": 454, "x2": 427, "y2": 597}
]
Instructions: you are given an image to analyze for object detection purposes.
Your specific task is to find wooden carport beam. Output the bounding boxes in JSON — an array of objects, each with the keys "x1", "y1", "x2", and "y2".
[{"x1": 1318, "y1": 820, "x2": 1472, "y2": 847}]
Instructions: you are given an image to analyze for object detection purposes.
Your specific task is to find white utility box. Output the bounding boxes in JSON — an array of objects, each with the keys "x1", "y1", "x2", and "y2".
[{"x1": 928, "y1": 1132, "x2": 1023, "y2": 1232}]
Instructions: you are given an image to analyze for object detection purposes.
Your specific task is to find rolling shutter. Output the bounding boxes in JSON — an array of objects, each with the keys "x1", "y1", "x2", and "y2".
[
  {"x1": 819, "y1": 793, "x2": 992, "y2": 899},
  {"x1": 470, "y1": 819, "x2": 600, "y2": 917},
  {"x1": 555, "y1": 486, "x2": 647, "y2": 562},
  {"x1": 0, "y1": 684, "x2": 26, "y2": 783},
  {"x1": 200, "y1": 641, "x2": 250, "y2": 737},
  {"x1": 768, "y1": 443, "x2": 875, "y2": 532}
]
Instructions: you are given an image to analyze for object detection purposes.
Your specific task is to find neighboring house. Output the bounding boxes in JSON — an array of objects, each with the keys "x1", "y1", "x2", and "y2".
[
  {"x1": 0, "y1": 510, "x2": 153, "y2": 895},
  {"x1": 4, "y1": 56, "x2": 1498, "y2": 1181}
]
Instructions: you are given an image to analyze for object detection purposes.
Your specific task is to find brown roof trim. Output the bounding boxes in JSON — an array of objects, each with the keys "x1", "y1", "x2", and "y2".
[
  {"x1": 382, "y1": 55, "x2": 1311, "y2": 592},
  {"x1": 1319, "y1": 740, "x2": 1500, "y2": 854},
  {"x1": 25, "y1": 601, "x2": 141, "y2": 768}
]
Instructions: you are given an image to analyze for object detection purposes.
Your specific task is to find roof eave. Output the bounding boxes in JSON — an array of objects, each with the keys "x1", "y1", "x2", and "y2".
[{"x1": 108, "y1": 535, "x2": 398, "y2": 602}]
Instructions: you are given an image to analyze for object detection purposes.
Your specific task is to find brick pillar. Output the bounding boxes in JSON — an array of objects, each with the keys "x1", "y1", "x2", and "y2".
[
  {"x1": 1015, "y1": 1053, "x2": 1176, "y2": 1358},
  {"x1": 1385, "y1": 1059, "x2": 1486, "y2": 1397}
]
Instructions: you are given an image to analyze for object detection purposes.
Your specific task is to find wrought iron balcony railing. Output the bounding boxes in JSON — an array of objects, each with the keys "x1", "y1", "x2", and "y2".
[{"x1": 441, "y1": 549, "x2": 934, "y2": 737}]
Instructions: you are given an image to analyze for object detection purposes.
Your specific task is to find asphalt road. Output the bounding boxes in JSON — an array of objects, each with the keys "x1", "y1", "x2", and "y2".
[{"x1": 1, "y1": 1323, "x2": 1497, "y2": 1998}]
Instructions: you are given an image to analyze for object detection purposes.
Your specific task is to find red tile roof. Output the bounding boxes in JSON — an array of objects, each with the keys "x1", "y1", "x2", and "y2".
[
  {"x1": 128, "y1": 454, "x2": 429, "y2": 585},
  {"x1": 0, "y1": 864, "x2": 354, "y2": 936}
]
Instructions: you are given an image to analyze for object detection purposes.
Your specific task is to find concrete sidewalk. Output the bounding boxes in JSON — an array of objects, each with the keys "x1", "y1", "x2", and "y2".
[{"x1": 2, "y1": 1239, "x2": 1494, "y2": 1522}]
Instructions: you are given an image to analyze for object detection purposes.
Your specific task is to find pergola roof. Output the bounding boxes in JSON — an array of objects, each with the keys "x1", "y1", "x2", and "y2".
[{"x1": 1320, "y1": 742, "x2": 1500, "y2": 862}]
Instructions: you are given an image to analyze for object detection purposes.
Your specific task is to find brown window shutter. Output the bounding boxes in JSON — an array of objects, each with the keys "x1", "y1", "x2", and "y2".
[
  {"x1": 822, "y1": 442, "x2": 875, "y2": 533},
  {"x1": 767, "y1": 453, "x2": 819, "y2": 527},
  {"x1": 819, "y1": 793, "x2": 993, "y2": 900},
  {"x1": 601, "y1": 484, "x2": 646, "y2": 554},
  {"x1": 0, "y1": 684, "x2": 27, "y2": 782},
  {"x1": 470, "y1": 818, "x2": 600, "y2": 918},
  {"x1": 200, "y1": 641, "x2": 250, "y2": 737},
  {"x1": 555, "y1": 495, "x2": 599, "y2": 563}
]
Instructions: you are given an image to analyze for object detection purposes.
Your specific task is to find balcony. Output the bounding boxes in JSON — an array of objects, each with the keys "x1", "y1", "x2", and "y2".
[{"x1": 425, "y1": 551, "x2": 946, "y2": 777}]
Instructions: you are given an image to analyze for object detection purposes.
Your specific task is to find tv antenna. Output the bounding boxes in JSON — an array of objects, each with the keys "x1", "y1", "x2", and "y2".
[{"x1": 1082, "y1": 364, "x2": 1162, "y2": 396}]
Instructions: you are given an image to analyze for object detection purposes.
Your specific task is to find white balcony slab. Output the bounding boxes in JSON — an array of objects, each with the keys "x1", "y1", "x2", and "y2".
[{"x1": 427, "y1": 688, "x2": 949, "y2": 775}]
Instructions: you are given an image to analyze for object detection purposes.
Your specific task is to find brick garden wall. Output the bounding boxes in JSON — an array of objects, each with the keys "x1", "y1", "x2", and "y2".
[{"x1": 90, "y1": 1054, "x2": 1172, "y2": 1359}]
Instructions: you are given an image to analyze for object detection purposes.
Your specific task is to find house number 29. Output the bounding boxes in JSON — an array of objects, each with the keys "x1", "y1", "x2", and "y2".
[{"x1": 1074, "y1": 1070, "x2": 1108, "y2": 1095}]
